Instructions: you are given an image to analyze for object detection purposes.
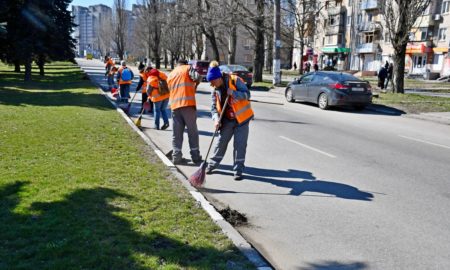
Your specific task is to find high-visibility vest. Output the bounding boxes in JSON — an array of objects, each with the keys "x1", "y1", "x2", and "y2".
[
  {"x1": 147, "y1": 70, "x2": 169, "y2": 102},
  {"x1": 106, "y1": 59, "x2": 114, "y2": 69},
  {"x1": 215, "y1": 75, "x2": 254, "y2": 124},
  {"x1": 118, "y1": 67, "x2": 132, "y2": 85},
  {"x1": 140, "y1": 71, "x2": 149, "y2": 93},
  {"x1": 167, "y1": 65, "x2": 197, "y2": 110}
]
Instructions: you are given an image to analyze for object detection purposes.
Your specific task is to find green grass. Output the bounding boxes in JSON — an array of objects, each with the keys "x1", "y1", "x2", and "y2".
[
  {"x1": 373, "y1": 93, "x2": 450, "y2": 113},
  {"x1": 361, "y1": 76, "x2": 450, "y2": 91},
  {"x1": 0, "y1": 62, "x2": 254, "y2": 270}
]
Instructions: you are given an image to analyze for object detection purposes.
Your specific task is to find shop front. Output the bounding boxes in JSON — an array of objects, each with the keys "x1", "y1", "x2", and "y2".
[
  {"x1": 320, "y1": 47, "x2": 351, "y2": 70},
  {"x1": 405, "y1": 43, "x2": 433, "y2": 75}
]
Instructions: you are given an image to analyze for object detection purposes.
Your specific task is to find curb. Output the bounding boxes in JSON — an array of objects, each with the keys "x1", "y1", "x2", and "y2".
[
  {"x1": 404, "y1": 114, "x2": 450, "y2": 125},
  {"x1": 81, "y1": 66, "x2": 272, "y2": 269}
]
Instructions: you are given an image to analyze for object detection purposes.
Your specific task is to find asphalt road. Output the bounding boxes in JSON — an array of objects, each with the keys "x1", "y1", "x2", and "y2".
[{"x1": 78, "y1": 59, "x2": 450, "y2": 270}]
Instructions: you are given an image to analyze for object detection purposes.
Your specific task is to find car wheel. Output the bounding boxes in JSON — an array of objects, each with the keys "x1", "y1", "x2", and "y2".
[
  {"x1": 318, "y1": 93, "x2": 329, "y2": 110},
  {"x1": 353, "y1": 104, "x2": 367, "y2": 111},
  {"x1": 285, "y1": 88, "x2": 294, "y2": 102}
]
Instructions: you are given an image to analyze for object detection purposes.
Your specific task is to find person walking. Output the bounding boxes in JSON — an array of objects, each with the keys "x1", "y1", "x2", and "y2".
[
  {"x1": 377, "y1": 65, "x2": 388, "y2": 90},
  {"x1": 107, "y1": 65, "x2": 118, "y2": 92},
  {"x1": 385, "y1": 63, "x2": 394, "y2": 90},
  {"x1": 135, "y1": 64, "x2": 153, "y2": 114},
  {"x1": 313, "y1": 63, "x2": 319, "y2": 72},
  {"x1": 167, "y1": 59, "x2": 202, "y2": 165},
  {"x1": 205, "y1": 61, "x2": 254, "y2": 180},
  {"x1": 147, "y1": 68, "x2": 169, "y2": 130},
  {"x1": 117, "y1": 61, "x2": 134, "y2": 103}
]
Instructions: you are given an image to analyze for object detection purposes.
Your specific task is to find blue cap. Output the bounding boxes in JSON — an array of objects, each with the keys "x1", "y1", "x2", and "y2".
[{"x1": 206, "y1": 66, "x2": 222, "y2": 82}]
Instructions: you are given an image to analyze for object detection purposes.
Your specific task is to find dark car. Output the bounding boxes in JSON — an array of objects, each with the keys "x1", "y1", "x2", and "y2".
[
  {"x1": 285, "y1": 71, "x2": 372, "y2": 110},
  {"x1": 188, "y1": 60, "x2": 210, "y2": 81},
  {"x1": 219, "y1": 65, "x2": 253, "y2": 88}
]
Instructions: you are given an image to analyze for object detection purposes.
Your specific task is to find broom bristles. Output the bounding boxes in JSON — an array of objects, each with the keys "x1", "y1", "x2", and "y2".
[
  {"x1": 134, "y1": 117, "x2": 142, "y2": 127},
  {"x1": 189, "y1": 162, "x2": 206, "y2": 187}
]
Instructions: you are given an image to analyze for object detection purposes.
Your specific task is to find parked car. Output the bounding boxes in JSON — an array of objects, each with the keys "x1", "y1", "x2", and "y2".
[
  {"x1": 219, "y1": 65, "x2": 253, "y2": 88},
  {"x1": 188, "y1": 60, "x2": 210, "y2": 81},
  {"x1": 285, "y1": 71, "x2": 372, "y2": 110}
]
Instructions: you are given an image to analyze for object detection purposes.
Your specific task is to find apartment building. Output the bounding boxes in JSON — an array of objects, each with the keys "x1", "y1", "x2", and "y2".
[
  {"x1": 295, "y1": 0, "x2": 450, "y2": 77},
  {"x1": 72, "y1": 5, "x2": 112, "y2": 57}
]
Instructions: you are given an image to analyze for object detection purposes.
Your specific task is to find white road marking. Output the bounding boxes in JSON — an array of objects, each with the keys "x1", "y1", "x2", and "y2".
[
  {"x1": 398, "y1": 135, "x2": 450, "y2": 150},
  {"x1": 279, "y1": 136, "x2": 336, "y2": 158}
]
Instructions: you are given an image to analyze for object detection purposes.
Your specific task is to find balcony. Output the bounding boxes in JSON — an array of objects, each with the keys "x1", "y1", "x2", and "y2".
[
  {"x1": 325, "y1": 24, "x2": 346, "y2": 36},
  {"x1": 356, "y1": 43, "x2": 380, "y2": 54},
  {"x1": 358, "y1": 21, "x2": 382, "y2": 32},
  {"x1": 327, "y1": 6, "x2": 346, "y2": 16},
  {"x1": 360, "y1": 0, "x2": 379, "y2": 10}
]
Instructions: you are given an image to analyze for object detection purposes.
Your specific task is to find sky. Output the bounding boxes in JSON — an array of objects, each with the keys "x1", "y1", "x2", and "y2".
[{"x1": 69, "y1": 0, "x2": 137, "y2": 9}]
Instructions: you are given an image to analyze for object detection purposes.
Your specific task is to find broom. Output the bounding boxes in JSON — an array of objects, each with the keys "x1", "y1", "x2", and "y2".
[
  {"x1": 134, "y1": 100, "x2": 151, "y2": 128},
  {"x1": 188, "y1": 95, "x2": 230, "y2": 188},
  {"x1": 123, "y1": 88, "x2": 140, "y2": 115}
]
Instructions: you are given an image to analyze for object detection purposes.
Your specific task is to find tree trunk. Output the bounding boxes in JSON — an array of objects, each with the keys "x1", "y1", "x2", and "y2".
[
  {"x1": 14, "y1": 62, "x2": 21, "y2": 72},
  {"x1": 265, "y1": 32, "x2": 273, "y2": 72},
  {"x1": 299, "y1": 41, "x2": 304, "y2": 75},
  {"x1": 253, "y1": 0, "x2": 265, "y2": 82},
  {"x1": 37, "y1": 55, "x2": 45, "y2": 76},
  {"x1": 164, "y1": 49, "x2": 168, "y2": 69},
  {"x1": 24, "y1": 57, "x2": 32, "y2": 81},
  {"x1": 393, "y1": 43, "x2": 407, "y2": 94},
  {"x1": 227, "y1": 26, "x2": 237, "y2": 64},
  {"x1": 207, "y1": 30, "x2": 221, "y2": 61}
]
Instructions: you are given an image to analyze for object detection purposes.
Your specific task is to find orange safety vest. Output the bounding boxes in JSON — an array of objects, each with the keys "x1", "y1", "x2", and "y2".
[
  {"x1": 167, "y1": 65, "x2": 197, "y2": 110},
  {"x1": 140, "y1": 71, "x2": 149, "y2": 93},
  {"x1": 105, "y1": 59, "x2": 114, "y2": 68},
  {"x1": 215, "y1": 75, "x2": 254, "y2": 124},
  {"x1": 147, "y1": 70, "x2": 169, "y2": 102},
  {"x1": 118, "y1": 67, "x2": 132, "y2": 85}
]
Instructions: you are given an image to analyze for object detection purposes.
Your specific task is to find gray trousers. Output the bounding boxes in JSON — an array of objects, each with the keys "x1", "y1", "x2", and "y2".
[
  {"x1": 172, "y1": 106, "x2": 201, "y2": 160},
  {"x1": 209, "y1": 118, "x2": 249, "y2": 173}
]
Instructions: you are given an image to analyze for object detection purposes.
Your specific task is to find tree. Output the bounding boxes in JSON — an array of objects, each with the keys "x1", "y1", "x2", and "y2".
[
  {"x1": 113, "y1": 0, "x2": 128, "y2": 60},
  {"x1": 381, "y1": 0, "x2": 431, "y2": 93}
]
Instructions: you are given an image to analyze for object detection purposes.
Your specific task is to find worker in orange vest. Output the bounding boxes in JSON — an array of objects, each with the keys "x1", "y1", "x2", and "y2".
[
  {"x1": 146, "y1": 68, "x2": 169, "y2": 130},
  {"x1": 205, "y1": 61, "x2": 254, "y2": 180},
  {"x1": 167, "y1": 59, "x2": 202, "y2": 165},
  {"x1": 116, "y1": 61, "x2": 134, "y2": 103},
  {"x1": 135, "y1": 63, "x2": 153, "y2": 113}
]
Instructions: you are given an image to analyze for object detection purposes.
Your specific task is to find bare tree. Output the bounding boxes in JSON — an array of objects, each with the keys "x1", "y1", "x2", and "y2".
[
  {"x1": 113, "y1": 0, "x2": 128, "y2": 60},
  {"x1": 381, "y1": 0, "x2": 432, "y2": 93},
  {"x1": 96, "y1": 13, "x2": 114, "y2": 57}
]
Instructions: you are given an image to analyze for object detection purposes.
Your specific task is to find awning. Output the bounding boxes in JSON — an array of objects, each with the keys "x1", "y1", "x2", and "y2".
[
  {"x1": 406, "y1": 44, "x2": 432, "y2": 54},
  {"x1": 433, "y1": 47, "x2": 448, "y2": 53},
  {"x1": 321, "y1": 47, "x2": 351, "y2": 53}
]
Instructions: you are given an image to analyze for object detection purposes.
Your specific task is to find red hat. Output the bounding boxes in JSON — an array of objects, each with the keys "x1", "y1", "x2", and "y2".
[{"x1": 149, "y1": 69, "x2": 159, "y2": 76}]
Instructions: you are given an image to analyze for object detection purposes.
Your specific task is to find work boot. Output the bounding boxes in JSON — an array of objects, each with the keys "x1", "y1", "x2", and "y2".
[
  {"x1": 233, "y1": 171, "x2": 243, "y2": 181},
  {"x1": 191, "y1": 155, "x2": 203, "y2": 165},
  {"x1": 205, "y1": 163, "x2": 217, "y2": 174},
  {"x1": 172, "y1": 157, "x2": 188, "y2": 165},
  {"x1": 161, "y1": 123, "x2": 169, "y2": 130}
]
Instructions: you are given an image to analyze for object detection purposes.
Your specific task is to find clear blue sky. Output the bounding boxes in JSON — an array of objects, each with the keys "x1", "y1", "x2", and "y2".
[{"x1": 69, "y1": 0, "x2": 137, "y2": 9}]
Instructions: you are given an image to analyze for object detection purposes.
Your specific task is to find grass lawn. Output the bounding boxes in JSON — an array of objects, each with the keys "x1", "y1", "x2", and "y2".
[
  {"x1": 361, "y1": 76, "x2": 450, "y2": 91},
  {"x1": 0, "y1": 62, "x2": 254, "y2": 269},
  {"x1": 373, "y1": 93, "x2": 450, "y2": 114}
]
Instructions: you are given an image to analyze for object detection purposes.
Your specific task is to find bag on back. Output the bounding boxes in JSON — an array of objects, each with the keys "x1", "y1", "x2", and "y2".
[
  {"x1": 158, "y1": 79, "x2": 170, "y2": 95},
  {"x1": 121, "y1": 68, "x2": 132, "y2": 81}
]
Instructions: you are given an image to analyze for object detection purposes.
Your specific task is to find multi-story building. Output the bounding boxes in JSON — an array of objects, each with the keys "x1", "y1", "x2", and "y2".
[
  {"x1": 295, "y1": 0, "x2": 450, "y2": 77},
  {"x1": 72, "y1": 5, "x2": 112, "y2": 58}
]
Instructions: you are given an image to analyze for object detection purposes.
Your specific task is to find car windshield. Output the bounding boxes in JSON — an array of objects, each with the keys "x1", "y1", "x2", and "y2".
[
  {"x1": 228, "y1": 65, "x2": 248, "y2": 72},
  {"x1": 219, "y1": 66, "x2": 231, "y2": 72},
  {"x1": 196, "y1": 62, "x2": 209, "y2": 68}
]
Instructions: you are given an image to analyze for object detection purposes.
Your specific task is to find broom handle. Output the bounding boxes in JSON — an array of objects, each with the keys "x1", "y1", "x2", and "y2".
[{"x1": 204, "y1": 95, "x2": 230, "y2": 161}]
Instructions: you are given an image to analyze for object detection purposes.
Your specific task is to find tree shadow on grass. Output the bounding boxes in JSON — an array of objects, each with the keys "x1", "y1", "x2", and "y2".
[
  {"x1": 0, "y1": 88, "x2": 114, "y2": 110},
  {"x1": 0, "y1": 181, "x2": 252, "y2": 269},
  {"x1": 206, "y1": 166, "x2": 374, "y2": 201}
]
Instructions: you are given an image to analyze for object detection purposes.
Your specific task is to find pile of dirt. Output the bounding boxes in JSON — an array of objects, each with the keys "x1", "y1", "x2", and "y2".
[{"x1": 219, "y1": 206, "x2": 247, "y2": 226}]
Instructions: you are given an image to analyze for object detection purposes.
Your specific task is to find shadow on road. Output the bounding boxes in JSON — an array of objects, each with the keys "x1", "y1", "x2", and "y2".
[
  {"x1": 205, "y1": 166, "x2": 374, "y2": 201},
  {"x1": 0, "y1": 181, "x2": 247, "y2": 269},
  {"x1": 298, "y1": 261, "x2": 369, "y2": 270}
]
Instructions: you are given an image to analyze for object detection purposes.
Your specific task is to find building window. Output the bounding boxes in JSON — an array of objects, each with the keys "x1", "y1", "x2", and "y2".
[
  {"x1": 442, "y1": 1, "x2": 450, "y2": 13},
  {"x1": 368, "y1": 14, "x2": 373, "y2": 22},
  {"x1": 357, "y1": 14, "x2": 362, "y2": 24},
  {"x1": 244, "y1": 39, "x2": 252, "y2": 50},
  {"x1": 347, "y1": 16, "x2": 351, "y2": 25},
  {"x1": 365, "y1": 34, "x2": 374, "y2": 43},
  {"x1": 327, "y1": 35, "x2": 333, "y2": 44},
  {"x1": 337, "y1": 34, "x2": 343, "y2": 44},
  {"x1": 329, "y1": 16, "x2": 336, "y2": 26},
  {"x1": 439, "y1": 28, "x2": 447, "y2": 41},
  {"x1": 420, "y1": 27, "x2": 428, "y2": 41}
]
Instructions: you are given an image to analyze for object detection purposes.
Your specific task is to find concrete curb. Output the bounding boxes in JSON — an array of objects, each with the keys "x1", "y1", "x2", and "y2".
[{"x1": 82, "y1": 68, "x2": 272, "y2": 269}]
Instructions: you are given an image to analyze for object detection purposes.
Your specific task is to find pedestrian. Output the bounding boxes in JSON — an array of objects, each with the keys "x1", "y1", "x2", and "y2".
[
  {"x1": 116, "y1": 60, "x2": 134, "y2": 103},
  {"x1": 107, "y1": 65, "x2": 118, "y2": 92},
  {"x1": 135, "y1": 63, "x2": 153, "y2": 114},
  {"x1": 377, "y1": 65, "x2": 388, "y2": 90},
  {"x1": 105, "y1": 56, "x2": 114, "y2": 76},
  {"x1": 385, "y1": 63, "x2": 394, "y2": 90},
  {"x1": 147, "y1": 68, "x2": 169, "y2": 130},
  {"x1": 313, "y1": 63, "x2": 319, "y2": 72},
  {"x1": 305, "y1": 62, "x2": 311, "y2": 72},
  {"x1": 167, "y1": 59, "x2": 202, "y2": 165},
  {"x1": 384, "y1": 60, "x2": 389, "y2": 70},
  {"x1": 205, "y1": 61, "x2": 254, "y2": 181},
  {"x1": 293, "y1": 62, "x2": 297, "y2": 70}
]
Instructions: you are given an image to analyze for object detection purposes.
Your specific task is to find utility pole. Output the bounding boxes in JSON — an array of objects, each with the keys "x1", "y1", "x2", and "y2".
[{"x1": 273, "y1": 0, "x2": 281, "y2": 85}]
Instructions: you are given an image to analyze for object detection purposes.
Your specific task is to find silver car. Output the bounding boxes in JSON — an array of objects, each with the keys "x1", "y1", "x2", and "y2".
[{"x1": 285, "y1": 71, "x2": 373, "y2": 110}]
